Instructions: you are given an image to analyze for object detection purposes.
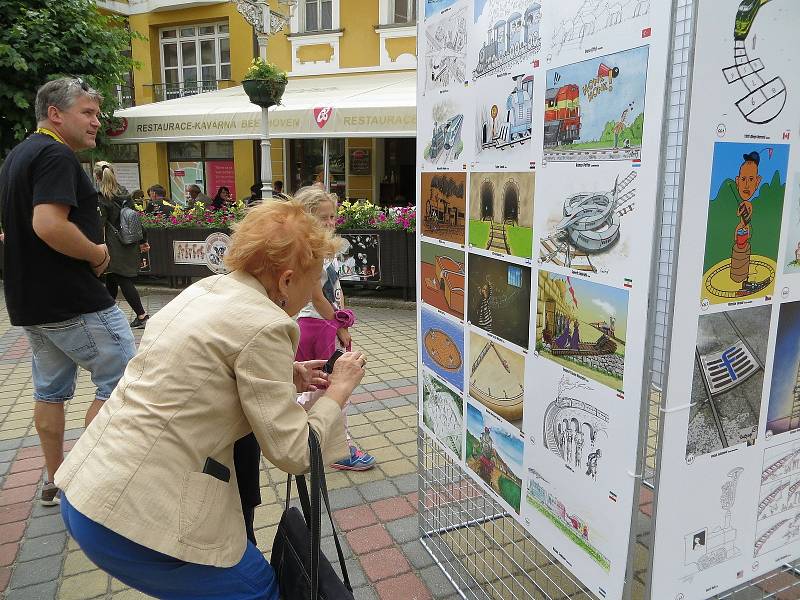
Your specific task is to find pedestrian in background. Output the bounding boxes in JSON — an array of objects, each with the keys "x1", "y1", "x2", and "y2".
[
  {"x1": 273, "y1": 180, "x2": 287, "y2": 200},
  {"x1": 0, "y1": 77, "x2": 136, "y2": 505},
  {"x1": 93, "y1": 161, "x2": 150, "y2": 329},
  {"x1": 295, "y1": 186, "x2": 376, "y2": 471},
  {"x1": 145, "y1": 184, "x2": 168, "y2": 215},
  {"x1": 211, "y1": 185, "x2": 232, "y2": 211},
  {"x1": 187, "y1": 183, "x2": 211, "y2": 208}
]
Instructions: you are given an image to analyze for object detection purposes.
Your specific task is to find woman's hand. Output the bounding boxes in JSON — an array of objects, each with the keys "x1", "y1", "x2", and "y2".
[
  {"x1": 140, "y1": 242, "x2": 151, "y2": 253},
  {"x1": 326, "y1": 352, "x2": 366, "y2": 408},
  {"x1": 293, "y1": 360, "x2": 328, "y2": 393}
]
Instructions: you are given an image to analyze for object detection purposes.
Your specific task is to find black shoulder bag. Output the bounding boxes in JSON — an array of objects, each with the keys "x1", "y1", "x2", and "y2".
[{"x1": 270, "y1": 428, "x2": 355, "y2": 600}]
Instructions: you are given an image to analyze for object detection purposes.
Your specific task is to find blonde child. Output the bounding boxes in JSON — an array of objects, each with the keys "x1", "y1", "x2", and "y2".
[{"x1": 294, "y1": 187, "x2": 376, "y2": 471}]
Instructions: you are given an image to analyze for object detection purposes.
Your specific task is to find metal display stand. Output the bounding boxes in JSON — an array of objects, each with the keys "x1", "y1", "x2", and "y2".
[{"x1": 416, "y1": 0, "x2": 800, "y2": 597}]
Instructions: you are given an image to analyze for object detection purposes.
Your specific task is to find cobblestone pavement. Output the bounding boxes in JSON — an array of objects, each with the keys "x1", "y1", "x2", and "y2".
[{"x1": 0, "y1": 284, "x2": 457, "y2": 600}]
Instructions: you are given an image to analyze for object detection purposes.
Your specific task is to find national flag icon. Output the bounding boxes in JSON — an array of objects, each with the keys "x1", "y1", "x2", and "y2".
[
  {"x1": 616, "y1": 391, "x2": 624, "y2": 399},
  {"x1": 631, "y1": 159, "x2": 641, "y2": 168},
  {"x1": 624, "y1": 278, "x2": 633, "y2": 288},
  {"x1": 642, "y1": 27, "x2": 652, "y2": 38},
  {"x1": 566, "y1": 277, "x2": 578, "y2": 307},
  {"x1": 609, "y1": 492, "x2": 618, "y2": 503},
  {"x1": 783, "y1": 130, "x2": 791, "y2": 140}
]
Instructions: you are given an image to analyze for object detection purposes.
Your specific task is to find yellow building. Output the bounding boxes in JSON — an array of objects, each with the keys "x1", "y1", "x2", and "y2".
[{"x1": 98, "y1": 0, "x2": 417, "y2": 205}]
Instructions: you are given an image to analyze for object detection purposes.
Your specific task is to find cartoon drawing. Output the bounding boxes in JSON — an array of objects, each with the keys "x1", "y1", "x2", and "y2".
[
  {"x1": 421, "y1": 172, "x2": 466, "y2": 245},
  {"x1": 540, "y1": 171, "x2": 637, "y2": 272},
  {"x1": 424, "y1": 6, "x2": 467, "y2": 93},
  {"x1": 754, "y1": 442, "x2": 800, "y2": 557},
  {"x1": 722, "y1": 0, "x2": 786, "y2": 124},
  {"x1": 422, "y1": 371, "x2": 464, "y2": 459},
  {"x1": 543, "y1": 46, "x2": 648, "y2": 162},
  {"x1": 425, "y1": 0, "x2": 459, "y2": 18},
  {"x1": 525, "y1": 468, "x2": 610, "y2": 571},
  {"x1": 475, "y1": 74, "x2": 534, "y2": 162},
  {"x1": 468, "y1": 171, "x2": 534, "y2": 259},
  {"x1": 472, "y1": 0, "x2": 541, "y2": 80},
  {"x1": 466, "y1": 402, "x2": 524, "y2": 512},
  {"x1": 543, "y1": 375, "x2": 609, "y2": 481},
  {"x1": 467, "y1": 254, "x2": 532, "y2": 349},
  {"x1": 469, "y1": 331, "x2": 525, "y2": 428},
  {"x1": 686, "y1": 306, "x2": 769, "y2": 460},
  {"x1": 536, "y1": 271, "x2": 628, "y2": 390},
  {"x1": 700, "y1": 142, "x2": 788, "y2": 305},
  {"x1": 549, "y1": 0, "x2": 651, "y2": 58},
  {"x1": 424, "y1": 100, "x2": 465, "y2": 165},
  {"x1": 420, "y1": 307, "x2": 465, "y2": 391},
  {"x1": 682, "y1": 468, "x2": 744, "y2": 581},
  {"x1": 766, "y1": 302, "x2": 800, "y2": 436},
  {"x1": 421, "y1": 243, "x2": 465, "y2": 319},
  {"x1": 782, "y1": 180, "x2": 800, "y2": 274}
]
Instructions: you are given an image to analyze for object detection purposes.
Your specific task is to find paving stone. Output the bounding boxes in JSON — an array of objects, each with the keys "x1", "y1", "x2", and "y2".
[
  {"x1": 419, "y1": 565, "x2": 458, "y2": 597},
  {"x1": 369, "y1": 446, "x2": 403, "y2": 463},
  {"x1": 0, "y1": 449, "x2": 15, "y2": 463},
  {"x1": 380, "y1": 458, "x2": 416, "y2": 478},
  {"x1": 9, "y1": 553, "x2": 62, "y2": 589},
  {"x1": 362, "y1": 382, "x2": 389, "y2": 392},
  {"x1": 381, "y1": 396, "x2": 410, "y2": 409},
  {"x1": 25, "y1": 514, "x2": 66, "y2": 538},
  {"x1": 18, "y1": 532, "x2": 67, "y2": 562},
  {"x1": 359, "y1": 480, "x2": 398, "y2": 502},
  {"x1": 394, "y1": 473, "x2": 419, "y2": 495},
  {"x1": 31, "y1": 502, "x2": 62, "y2": 518},
  {"x1": 63, "y1": 550, "x2": 97, "y2": 576},
  {"x1": 375, "y1": 572, "x2": 432, "y2": 600},
  {"x1": 321, "y1": 534, "x2": 352, "y2": 561},
  {"x1": 0, "y1": 542, "x2": 18, "y2": 567},
  {"x1": 0, "y1": 502, "x2": 32, "y2": 525},
  {"x1": 333, "y1": 505, "x2": 377, "y2": 532},
  {"x1": 332, "y1": 557, "x2": 368, "y2": 589},
  {"x1": 9, "y1": 455, "x2": 46, "y2": 473},
  {"x1": 2, "y1": 469, "x2": 42, "y2": 489},
  {"x1": 0, "y1": 461, "x2": 9, "y2": 477},
  {"x1": 352, "y1": 586, "x2": 379, "y2": 600},
  {"x1": 327, "y1": 487, "x2": 364, "y2": 511},
  {"x1": 401, "y1": 540, "x2": 436, "y2": 570},
  {"x1": 6, "y1": 580, "x2": 58, "y2": 600},
  {"x1": 58, "y1": 570, "x2": 109, "y2": 599},
  {"x1": 371, "y1": 496, "x2": 415, "y2": 522},
  {"x1": 21, "y1": 436, "x2": 41, "y2": 448},
  {"x1": 0, "y1": 521, "x2": 26, "y2": 543},
  {"x1": 63, "y1": 429, "x2": 83, "y2": 441},
  {"x1": 354, "y1": 400, "x2": 384, "y2": 413},
  {"x1": 385, "y1": 515, "x2": 420, "y2": 544},
  {"x1": 345, "y1": 524, "x2": 393, "y2": 554},
  {"x1": 386, "y1": 429, "x2": 417, "y2": 444},
  {"x1": 360, "y1": 547, "x2": 410, "y2": 582},
  {"x1": 358, "y1": 434, "x2": 391, "y2": 451},
  {"x1": 0, "y1": 439, "x2": 22, "y2": 452}
]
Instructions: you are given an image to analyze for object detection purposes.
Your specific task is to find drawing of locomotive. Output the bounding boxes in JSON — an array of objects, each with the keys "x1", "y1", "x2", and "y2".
[
  {"x1": 734, "y1": 0, "x2": 771, "y2": 40},
  {"x1": 480, "y1": 74, "x2": 534, "y2": 150},
  {"x1": 543, "y1": 84, "x2": 581, "y2": 147},
  {"x1": 473, "y1": 3, "x2": 541, "y2": 79},
  {"x1": 429, "y1": 114, "x2": 464, "y2": 160}
]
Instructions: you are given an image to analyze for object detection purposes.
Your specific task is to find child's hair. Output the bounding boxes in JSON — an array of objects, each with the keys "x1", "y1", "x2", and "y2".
[
  {"x1": 93, "y1": 161, "x2": 124, "y2": 199},
  {"x1": 294, "y1": 185, "x2": 338, "y2": 216}
]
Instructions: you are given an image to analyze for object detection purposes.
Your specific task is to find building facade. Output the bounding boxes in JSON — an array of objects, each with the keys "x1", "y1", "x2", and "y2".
[{"x1": 98, "y1": 0, "x2": 418, "y2": 204}]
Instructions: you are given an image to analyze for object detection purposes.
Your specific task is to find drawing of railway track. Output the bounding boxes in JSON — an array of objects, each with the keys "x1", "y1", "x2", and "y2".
[{"x1": 486, "y1": 221, "x2": 511, "y2": 254}]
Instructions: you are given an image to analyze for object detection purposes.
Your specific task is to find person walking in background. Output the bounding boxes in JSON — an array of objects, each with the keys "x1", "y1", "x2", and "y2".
[
  {"x1": 211, "y1": 185, "x2": 232, "y2": 211},
  {"x1": 0, "y1": 77, "x2": 136, "y2": 505},
  {"x1": 145, "y1": 184, "x2": 168, "y2": 215},
  {"x1": 187, "y1": 183, "x2": 211, "y2": 208},
  {"x1": 295, "y1": 186, "x2": 376, "y2": 471},
  {"x1": 94, "y1": 161, "x2": 151, "y2": 329},
  {"x1": 273, "y1": 180, "x2": 287, "y2": 199}
]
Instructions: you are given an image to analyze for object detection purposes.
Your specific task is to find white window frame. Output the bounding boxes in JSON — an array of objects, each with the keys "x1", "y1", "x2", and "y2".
[
  {"x1": 390, "y1": 0, "x2": 416, "y2": 24},
  {"x1": 379, "y1": 0, "x2": 417, "y2": 25},
  {"x1": 302, "y1": 0, "x2": 334, "y2": 32},
  {"x1": 159, "y1": 22, "x2": 230, "y2": 91},
  {"x1": 291, "y1": 0, "x2": 340, "y2": 34}
]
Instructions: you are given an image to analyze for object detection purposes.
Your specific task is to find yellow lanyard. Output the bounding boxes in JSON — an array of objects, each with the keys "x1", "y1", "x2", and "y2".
[{"x1": 35, "y1": 127, "x2": 65, "y2": 144}]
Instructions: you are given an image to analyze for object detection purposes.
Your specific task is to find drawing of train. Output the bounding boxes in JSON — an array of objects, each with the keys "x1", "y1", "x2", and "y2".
[
  {"x1": 429, "y1": 114, "x2": 464, "y2": 160},
  {"x1": 474, "y1": 3, "x2": 541, "y2": 79},
  {"x1": 480, "y1": 74, "x2": 534, "y2": 150},
  {"x1": 734, "y1": 0, "x2": 771, "y2": 40},
  {"x1": 543, "y1": 84, "x2": 581, "y2": 147}
]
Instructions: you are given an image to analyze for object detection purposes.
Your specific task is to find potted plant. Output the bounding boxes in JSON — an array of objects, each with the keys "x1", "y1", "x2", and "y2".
[{"x1": 242, "y1": 58, "x2": 288, "y2": 107}]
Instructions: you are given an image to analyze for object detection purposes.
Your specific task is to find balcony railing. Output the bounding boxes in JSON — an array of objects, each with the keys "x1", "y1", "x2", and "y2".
[
  {"x1": 116, "y1": 85, "x2": 135, "y2": 109},
  {"x1": 146, "y1": 79, "x2": 237, "y2": 103}
]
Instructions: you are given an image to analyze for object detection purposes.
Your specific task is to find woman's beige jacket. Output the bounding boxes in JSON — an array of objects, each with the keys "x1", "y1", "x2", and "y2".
[{"x1": 55, "y1": 270, "x2": 349, "y2": 567}]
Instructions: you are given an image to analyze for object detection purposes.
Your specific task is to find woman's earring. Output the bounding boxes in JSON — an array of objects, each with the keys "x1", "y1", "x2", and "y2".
[{"x1": 280, "y1": 299, "x2": 287, "y2": 308}]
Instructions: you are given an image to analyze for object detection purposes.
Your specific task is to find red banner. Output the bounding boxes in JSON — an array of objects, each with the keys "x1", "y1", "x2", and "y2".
[{"x1": 205, "y1": 160, "x2": 236, "y2": 199}]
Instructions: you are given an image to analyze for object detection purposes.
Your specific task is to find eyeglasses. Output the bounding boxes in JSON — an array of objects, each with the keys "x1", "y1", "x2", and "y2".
[{"x1": 67, "y1": 76, "x2": 91, "y2": 92}]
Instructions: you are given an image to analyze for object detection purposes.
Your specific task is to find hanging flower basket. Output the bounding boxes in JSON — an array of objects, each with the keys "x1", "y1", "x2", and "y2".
[{"x1": 242, "y1": 78, "x2": 287, "y2": 108}]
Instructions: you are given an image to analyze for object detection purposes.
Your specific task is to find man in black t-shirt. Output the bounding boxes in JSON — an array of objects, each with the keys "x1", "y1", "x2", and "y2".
[{"x1": 0, "y1": 78, "x2": 137, "y2": 505}]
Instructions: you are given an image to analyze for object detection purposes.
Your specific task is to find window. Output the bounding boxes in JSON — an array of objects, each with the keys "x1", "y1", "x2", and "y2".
[
  {"x1": 391, "y1": 0, "x2": 416, "y2": 23},
  {"x1": 303, "y1": 0, "x2": 333, "y2": 31},
  {"x1": 167, "y1": 142, "x2": 236, "y2": 204},
  {"x1": 160, "y1": 22, "x2": 231, "y2": 98}
]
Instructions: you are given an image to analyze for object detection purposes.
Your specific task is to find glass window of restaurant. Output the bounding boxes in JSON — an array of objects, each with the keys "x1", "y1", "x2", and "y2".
[
  {"x1": 378, "y1": 137, "x2": 415, "y2": 207},
  {"x1": 287, "y1": 139, "x2": 345, "y2": 198},
  {"x1": 167, "y1": 141, "x2": 235, "y2": 205}
]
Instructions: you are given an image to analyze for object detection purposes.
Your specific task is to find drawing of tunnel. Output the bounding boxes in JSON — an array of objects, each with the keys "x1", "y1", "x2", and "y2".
[{"x1": 478, "y1": 179, "x2": 520, "y2": 225}]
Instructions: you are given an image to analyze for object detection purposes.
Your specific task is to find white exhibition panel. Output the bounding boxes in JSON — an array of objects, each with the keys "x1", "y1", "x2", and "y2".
[
  {"x1": 110, "y1": 71, "x2": 417, "y2": 142},
  {"x1": 415, "y1": 0, "x2": 671, "y2": 597},
  {"x1": 651, "y1": 1, "x2": 800, "y2": 599}
]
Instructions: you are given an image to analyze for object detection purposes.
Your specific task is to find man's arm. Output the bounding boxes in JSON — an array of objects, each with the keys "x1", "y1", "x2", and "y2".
[{"x1": 32, "y1": 204, "x2": 108, "y2": 273}]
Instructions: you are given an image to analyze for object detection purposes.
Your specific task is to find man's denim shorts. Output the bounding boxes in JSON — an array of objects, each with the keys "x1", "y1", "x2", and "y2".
[{"x1": 23, "y1": 305, "x2": 137, "y2": 403}]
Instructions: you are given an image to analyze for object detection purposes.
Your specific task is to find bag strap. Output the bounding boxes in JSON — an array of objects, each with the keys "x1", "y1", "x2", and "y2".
[
  {"x1": 308, "y1": 429, "x2": 353, "y2": 592},
  {"x1": 308, "y1": 429, "x2": 322, "y2": 600}
]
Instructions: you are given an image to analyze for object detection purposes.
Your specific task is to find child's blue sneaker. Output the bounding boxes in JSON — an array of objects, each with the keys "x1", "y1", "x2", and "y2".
[{"x1": 332, "y1": 446, "x2": 376, "y2": 471}]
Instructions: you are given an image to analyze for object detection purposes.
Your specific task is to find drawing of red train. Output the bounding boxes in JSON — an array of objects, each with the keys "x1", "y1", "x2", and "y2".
[{"x1": 543, "y1": 84, "x2": 581, "y2": 147}]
